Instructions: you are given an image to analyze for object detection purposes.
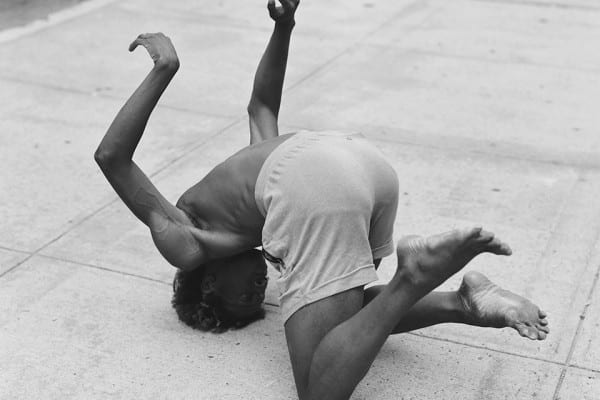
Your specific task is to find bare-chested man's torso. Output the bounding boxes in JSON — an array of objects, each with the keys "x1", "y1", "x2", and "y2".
[{"x1": 175, "y1": 132, "x2": 297, "y2": 256}]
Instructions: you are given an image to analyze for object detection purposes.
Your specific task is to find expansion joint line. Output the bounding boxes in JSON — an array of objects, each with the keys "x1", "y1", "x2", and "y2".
[{"x1": 552, "y1": 174, "x2": 600, "y2": 399}]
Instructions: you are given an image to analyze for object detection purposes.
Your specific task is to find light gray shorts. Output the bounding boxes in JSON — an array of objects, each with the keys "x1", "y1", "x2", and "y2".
[{"x1": 255, "y1": 130, "x2": 399, "y2": 322}]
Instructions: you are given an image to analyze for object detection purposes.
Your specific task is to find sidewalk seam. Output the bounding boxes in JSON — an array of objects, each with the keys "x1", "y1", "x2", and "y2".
[
  {"x1": 8, "y1": 251, "x2": 599, "y2": 375},
  {"x1": 284, "y1": 0, "x2": 435, "y2": 93},
  {"x1": 28, "y1": 253, "x2": 282, "y2": 309},
  {"x1": 365, "y1": 44, "x2": 600, "y2": 75},
  {"x1": 0, "y1": 245, "x2": 32, "y2": 255},
  {"x1": 475, "y1": 0, "x2": 600, "y2": 11},
  {"x1": 285, "y1": 122, "x2": 600, "y2": 172},
  {"x1": 0, "y1": 74, "x2": 238, "y2": 120},
  {"x1": 551, "y1": 180, "x2": 600, "y2": 399},
  {"x1": 411, "y1": 331, "x2": 563, "y2": 367},
  {"x1": 411, "y1": 331, "x2": 599, "y2": 375},
  {"x1": 552, "y1": 262, "x2": 600, "y2": 398}
]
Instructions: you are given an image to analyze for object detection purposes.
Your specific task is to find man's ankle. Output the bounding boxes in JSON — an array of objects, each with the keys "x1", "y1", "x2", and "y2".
[{"x1": 388, "y1": 269, "x2": 431, "y2": 303}]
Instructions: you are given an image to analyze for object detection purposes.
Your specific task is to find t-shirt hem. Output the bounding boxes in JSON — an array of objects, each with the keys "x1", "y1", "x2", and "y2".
[
  {"x1": 372, "y1": 239, "x2": 395, "y2": 260},
  {"x1": 280, "y1": 264, "x2": 379, "y2": 322}
]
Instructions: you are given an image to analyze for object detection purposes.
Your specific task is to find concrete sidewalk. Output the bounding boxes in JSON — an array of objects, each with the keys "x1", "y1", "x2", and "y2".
[{"x1": 1, "y1": 0, "x2": 599, "y2": 398}]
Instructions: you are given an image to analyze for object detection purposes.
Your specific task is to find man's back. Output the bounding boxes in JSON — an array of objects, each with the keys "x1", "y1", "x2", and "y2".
[{"x1": 176, "y1": 133, "x2": 298, "y2": 254}]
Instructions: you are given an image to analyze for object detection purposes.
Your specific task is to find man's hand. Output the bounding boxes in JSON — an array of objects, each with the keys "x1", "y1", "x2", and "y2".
[
  {"x1": 267, "y1": 0, "x2": 299, "y2": 26},
  {"x1": 129, "y1": 32, "x2": 180, "y2": 71}
]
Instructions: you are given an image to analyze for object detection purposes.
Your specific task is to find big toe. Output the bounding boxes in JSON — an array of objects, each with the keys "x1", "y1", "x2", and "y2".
[
  {"x1": 515, "y1": 323, "x2": 538, "y2": 340},
  {"x1": 484, "y1": 237, "x2": 512, "y2": 256}
]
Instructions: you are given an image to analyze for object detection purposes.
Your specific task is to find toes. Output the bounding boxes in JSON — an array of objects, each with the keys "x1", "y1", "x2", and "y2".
[
  {"x1": 502, "y1": 244, "x2": 513, "y2": 255},
  {"x1": 539, "y1": 310, "x2": 547, "y2": 318},
  {"x1": 475, "y1": 229, "x2": 495, "y2": 243},
  {"x1": 464, "y1": 228, "x2": 512, "y2": 256},
  {"x1": 515, "y1": 323, "x2": 529, "y2": 338},
  {"x1": 484, "y1": 237, "x2": 513, "y2": 256},
  {"x1": 538, "y1": 331, "x2": 547, "y2": 340},
  {"x1": 516, "y1": 324, "x2": 539, "y2": 340},
  {"x1": 466, "y1": 226, "x2": 483, "y2": 239},
  {"x1": 537, "y1": 323, "x2": 550, "y2": 334},
  {"x1": 539, "y1": 317, "x2": 548, "y2": 326}
]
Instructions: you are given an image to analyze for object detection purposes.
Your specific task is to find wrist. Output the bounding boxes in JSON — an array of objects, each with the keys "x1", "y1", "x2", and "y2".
[
  {"x1": 275, "y1": 19, "x2": 295, "y2": 30},
  {"x1": 153, "y1": 58, "x2": 180, "y2": 74}
]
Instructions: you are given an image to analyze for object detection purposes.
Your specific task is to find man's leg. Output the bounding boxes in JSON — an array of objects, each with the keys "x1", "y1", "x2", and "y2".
[
  {"x1": 365, "y1": 270, "x2": 549, "y2": 339},
  {"x1": 284, "y1": 227, "x2": 511, "y2": 400}
]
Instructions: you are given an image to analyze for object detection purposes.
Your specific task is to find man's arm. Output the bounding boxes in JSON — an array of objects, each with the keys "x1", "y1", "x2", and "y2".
[
  {"x1": 247, "y1": 0, "x2": 299, "y2": 145},
  {"x1": 95, "y1": 33, "x2": 206, "y2": 271}
]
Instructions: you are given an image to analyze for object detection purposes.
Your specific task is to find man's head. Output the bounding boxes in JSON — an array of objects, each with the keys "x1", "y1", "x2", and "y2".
[{"x1": 171, "y1": 249, "x2": 268, "y2": 333}]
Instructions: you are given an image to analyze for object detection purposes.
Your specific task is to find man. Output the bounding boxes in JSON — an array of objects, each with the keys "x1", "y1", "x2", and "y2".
[{"x1": 95, "y1": 1, "x2": 549, "y2": 399}]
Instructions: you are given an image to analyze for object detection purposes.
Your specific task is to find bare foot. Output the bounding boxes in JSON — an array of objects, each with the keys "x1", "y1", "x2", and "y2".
[
  {"x1": 395, "y1": 227, "x2": 512, "y2": 292},
  {"x1": 458, "y1": 271, "x2": 549, "y2": 340}
]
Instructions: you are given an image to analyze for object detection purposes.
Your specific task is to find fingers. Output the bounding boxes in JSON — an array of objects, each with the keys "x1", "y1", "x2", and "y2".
[
  {"x1": 280, "y1": 0, "x2": 294, "y2": 10},
  {"x1": 281, "y1": 0, "x2": 299, "y2": 10},
  {"x1": 128, "y1": 33, "x2": 149, "y2": 52},
  {"x1": 128, "y1": 33, "x2": 169, "y2": 52},
  {"x1": 268, "y1": 0, "x2": 299, "y2": 16},
  {"x1": 128, "y1": 39, "x2": 140, "y2": 52}
]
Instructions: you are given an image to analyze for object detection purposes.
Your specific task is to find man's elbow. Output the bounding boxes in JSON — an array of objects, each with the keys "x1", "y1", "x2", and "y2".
[
  {"x1": 247, "y1": 97, "x2": 268, "y2": 117},
  {"x1": 94, "y1": 147, "x2": 114, "y2": 169},
  {"x1": 94, "y1": 147, "x2": 128, "y2": 170},
  {"x1": 94, "y1": 147, "x2": 109, "y2": 163},
  {"x1": 247, "y1": 99, "x2": 259, "y2": 117}
]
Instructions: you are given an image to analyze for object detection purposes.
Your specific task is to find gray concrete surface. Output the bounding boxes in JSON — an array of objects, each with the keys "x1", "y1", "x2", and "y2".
[
  {"x1": 1, "y1": 0, "x2": 599, "y2": 398},
  {"x1": 0, "y1": 0, "x2": 88, "y2": 30}
]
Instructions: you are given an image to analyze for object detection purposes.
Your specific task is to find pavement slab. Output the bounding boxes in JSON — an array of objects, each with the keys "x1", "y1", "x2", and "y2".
[
  {"x1": 569, "y1": 235, "x2": 600, "y2": 371},
  {"x1": 0, "y1": 78, "x2": 234, "y2": 252},
  {"x1": 358, "y1": 334, "x2": 561, "y2": 400},
  {"x1": 0, "y1": 256, "x2": 293, "y2": 399},
  {"x1": 279, "y1": 43, "x2": 600, "y2": 166},
  {"x1": 365, "y1": 139, "x2": 600, "y2": 363},
  {"x1": 3, "y1": 0, "x2": 600, "y2": 398},
  {"x1": 121, "y1": 0, "x2": 415, "y2": 40},
  {"x1": 0, "y1": 0, "x2": 88, "y2": 31},
  {"x1": 0, "y1": 0, "x2": 420, "y2": 118},
  {"x1": 0, "y1": 256, "x2": 563, "y2": 400},
  {"x1": 556, "y1": 368, "x2": 600, "y2": 400},
  {"x1": 366, "y1": 0, "x2": 600, "y2": 72},
  {"x1": 0, "y1": 248, "x2": 30, "y2": 276}
]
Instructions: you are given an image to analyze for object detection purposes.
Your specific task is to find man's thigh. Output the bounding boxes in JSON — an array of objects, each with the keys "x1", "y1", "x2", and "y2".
[{"x1": 284, "y1": 286, "x2": 364, "y2": 398}]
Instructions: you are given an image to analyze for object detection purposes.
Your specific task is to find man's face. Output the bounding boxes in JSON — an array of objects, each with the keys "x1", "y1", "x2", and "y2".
[{"x1": 211, "y1": 253, "x2": 268, "y2": 319}]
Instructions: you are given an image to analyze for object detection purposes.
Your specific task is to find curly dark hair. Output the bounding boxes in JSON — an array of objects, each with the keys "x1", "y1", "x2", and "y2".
[{"x1": 171, "y1": 250, "x2": 266, "y2": 333}]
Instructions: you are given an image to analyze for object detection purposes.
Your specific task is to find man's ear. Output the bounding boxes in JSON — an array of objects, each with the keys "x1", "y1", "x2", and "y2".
[{"x1": 201, "y1": 274, "x2": 216, "y2": 294}]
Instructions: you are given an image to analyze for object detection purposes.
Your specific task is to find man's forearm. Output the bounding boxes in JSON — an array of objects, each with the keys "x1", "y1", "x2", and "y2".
[
  {"x1": 95, "y1": 63, "x2": 178, "y2": 163},
  {"x1": 248, "y1": 21, "x2": 294, "y2": 116}
]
